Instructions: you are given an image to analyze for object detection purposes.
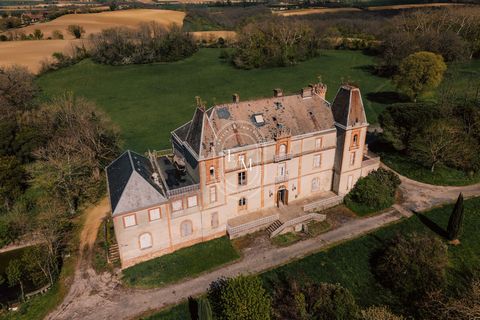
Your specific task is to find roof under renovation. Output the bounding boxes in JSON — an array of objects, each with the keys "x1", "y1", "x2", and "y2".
[{"x1": 173, "y1": 84, "x2": 342, "y2": 158}]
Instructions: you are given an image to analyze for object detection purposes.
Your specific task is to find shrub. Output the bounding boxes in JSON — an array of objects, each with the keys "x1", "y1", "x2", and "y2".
[
  {"x1": 51, "y1": 30, "x2": 64, "y2": 40},
  {"x1": 67, "y1": 24, "x2": 85, "y2": 39},
  {"x1": 344, "y1": 168, "x2": 400, "y2": 214},
  {"x1": 273, "y1": 279, "x2": 360, "y2": 320},
  {"x1": 207, "y1": 275, "x2": 272, "y2": 320},
  {"x1": 373, "y1": 233, "x2": 448, "y2": 303}
]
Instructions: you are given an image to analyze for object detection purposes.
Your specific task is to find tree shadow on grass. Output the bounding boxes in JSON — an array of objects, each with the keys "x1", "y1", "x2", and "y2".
[
  {"x1": 365, "y1": 91, "x2": 409, "y2": 104},
  {"x1": 413, "y1": 211, "x2": 449, "y2": 239}
]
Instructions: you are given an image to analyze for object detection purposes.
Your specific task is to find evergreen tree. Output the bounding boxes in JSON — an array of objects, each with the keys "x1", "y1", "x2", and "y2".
[
  {"x1": 198, "y1": 297, "x2": 213, "y2": 320},
  {"x1": 447, "y1": 193, "x2": 465, "y2": 241}
]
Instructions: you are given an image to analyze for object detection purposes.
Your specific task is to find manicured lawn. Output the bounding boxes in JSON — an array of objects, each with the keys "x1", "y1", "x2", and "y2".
[
  {"x1": 379, "y1": 151, "x2": 480, "y2": 186},
  {"x1": 122, "y1": 236, "x2": 240, "y2": 288},
  {"x1": 37, "y1": 49, "x2": 395, "y2": 152},
  {"x1": 141, "y1": 303, "x2": 190, "y2": 320}
]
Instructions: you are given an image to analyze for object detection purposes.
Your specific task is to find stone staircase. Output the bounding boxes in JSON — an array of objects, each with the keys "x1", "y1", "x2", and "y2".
[
  {"x1": 108, "y1": 243, "x2": 120, "y2": 263},
  {"x1": 265, "y1": 220, "x2": 283, "y2": 236}
]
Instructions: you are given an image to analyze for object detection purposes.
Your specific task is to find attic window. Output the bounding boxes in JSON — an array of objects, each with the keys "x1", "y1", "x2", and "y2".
[{"x1": 254, "y1": 114, "x2": 264, "y2": 124}]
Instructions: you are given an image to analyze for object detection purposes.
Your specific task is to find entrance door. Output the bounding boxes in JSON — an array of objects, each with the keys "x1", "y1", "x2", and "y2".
[{"x1": 277, "y1": 188, "x2": 288, "y2": 207}]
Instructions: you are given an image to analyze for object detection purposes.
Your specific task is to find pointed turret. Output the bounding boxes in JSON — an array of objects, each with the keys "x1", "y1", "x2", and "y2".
[{"x1": 331, "y1": 85, "x2": 367, "y2": 128}]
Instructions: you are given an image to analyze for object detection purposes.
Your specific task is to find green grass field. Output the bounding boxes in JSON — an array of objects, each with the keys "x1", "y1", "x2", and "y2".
[
  {"x1": 122, "y1": 236, "x2": 240, "y2": 288},
  {"x1": 37, "y1": 49, "x2": 395, "y2": 152},
  {"x1": 152, "y1": 197, "x2": 480, "y2": 318}
]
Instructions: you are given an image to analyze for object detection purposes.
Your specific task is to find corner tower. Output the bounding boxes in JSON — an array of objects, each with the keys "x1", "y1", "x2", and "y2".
[{"x1": 331, "y1": 85, "x2": 368, "y2": 195}]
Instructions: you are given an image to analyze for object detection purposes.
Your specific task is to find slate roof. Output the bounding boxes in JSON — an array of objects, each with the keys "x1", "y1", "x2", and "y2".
[
  {"x1": 106, "y1": 150, "x2": 166, "y2": 216},
  {"x1": 331, "y1": 85, "x2": 367, "y2": 127},
  {"x1": 173, "y1": 85, "x2": 336, "y2": 158}
]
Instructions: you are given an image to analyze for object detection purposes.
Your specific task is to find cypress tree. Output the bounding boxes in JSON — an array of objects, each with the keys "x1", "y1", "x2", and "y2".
[
  {"x1": 198, "y1": 297, "x2": 213, "y2": 320},
  {"x1": 447, "y1": 193, "x2": 464, "y2": 241}
]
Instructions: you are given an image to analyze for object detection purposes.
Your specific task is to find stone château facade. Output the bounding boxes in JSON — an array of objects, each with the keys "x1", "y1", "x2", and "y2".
[{"x1": 106, "y1": 83, "x2": 380, "y2": 268}]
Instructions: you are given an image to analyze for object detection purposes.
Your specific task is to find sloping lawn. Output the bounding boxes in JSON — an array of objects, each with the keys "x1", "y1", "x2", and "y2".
[
  {"x1": 122, "y1": 236, "x2": 239, "y2": 288},
  {"x1": 37, "y1": 49, "x2": 395, "y2": 152},
  {"x1": 379, "y1": 151, "x2": 480, "y2": 186},
  {"x1": 153, "y1": 197, "x2": 480, "y2": 318}
]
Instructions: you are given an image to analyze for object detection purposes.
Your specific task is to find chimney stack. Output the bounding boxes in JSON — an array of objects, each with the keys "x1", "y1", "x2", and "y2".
[
  {"x1": 301, "y1": 87, "x2": 312, "y2": 98},
  {"x1": 233, "y1": 93, "x2": 240, "y2": 103},
  {"x1": 313, "y1": 83, "x2": 327, "y2": 100},
  {"x1": 273, "y1": 88, "x2": 283, "y2": 97}
]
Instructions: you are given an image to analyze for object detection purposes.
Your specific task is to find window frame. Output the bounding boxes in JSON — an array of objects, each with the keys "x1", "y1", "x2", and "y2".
[
  {"x1": 180, "y1": 220, "x2": 193, "y2": 237},
  {"x1": 211, "y1": 212, "x2": 219, "y2": 228},
  {"x1": 313, "y1": 154, "x2": 322, "y2": 168},
  {"x1": 238, "y1": 171, "x2": 247, "y2": 186},
  {"x1": 210, "y1": 186, "x2": 217, "y2": 203},
  {"x1": 148, "y1": 207, "x2": 161, "y2": 221},
  {"x1": 187, "y1": 195, "x2": 198, "y2": 208},
  {"x1": 315, "y1": 137, "x2": 323, "y2": 150},
  {"x1": 123, "y1": 214, "x2": 137, "y2": 228},
  {"x1": 350, "y1": 152, "x2": 356, "y2": 166},
  {"x1": 139, "y1": 232, "x2": 153, "y2": 250},
  {"x1": 172, "y1": 199, "x2": 183, "y2": 212}
]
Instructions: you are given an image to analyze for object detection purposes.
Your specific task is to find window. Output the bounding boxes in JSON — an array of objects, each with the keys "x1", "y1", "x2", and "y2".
[
  {"x1": 238, "y1": 197, "x2": 247, "y2": 209},
  {"x1": 209, "y1": 166, "x2": 215, "y2": 179},
  {"x1": 123, "y1": 214, "x2": 136, "y2": 228},
  {"x1": 172, "y1": 200, "x2": 183, "y2": 212},
  {"x1": 350, "y1": 152, "x2": 356, "y2": 166},
  {"x1": 278, "y1": 144, "x2": 287, "y2": 156},
  {"x1": 210, "y1": 186, "x2": 217, "y2": 203},
  {"x1": 139, "y1": 233, "x2": 152, "y2": 249},
  {"x1": 187, "y1": 195, "x2": 197, "y2": 208},
  {"x1": 315, "y1": 138, "x2": 323, "y2": 150},
  {"x1": 311, "y1": 177, "x2": 320, "y2": 192},
  {"x1": 353, "y1": 134, "x2": 359, "y2": 147},
  {"x1": 149, "y1": 208, "x2": 161, "y2": 221},
  {"x1": 238, "y1": 154, "x2": 247, "y2": 169},
  {"x1": 313, "y1": 154, "x2": 321, "y2": 168},
  {"x1": 238, "y1": 171, "x2": 247, "y2": 186},
  {"x1": 211, "y1": 212, "x2": 219, "y2": 228},
  {"x1": 277, "y1": 163, "x2": 286, "y2": 176},
  {"x1": 180, "y1": 220, "x2": 193, "y2": 237}
]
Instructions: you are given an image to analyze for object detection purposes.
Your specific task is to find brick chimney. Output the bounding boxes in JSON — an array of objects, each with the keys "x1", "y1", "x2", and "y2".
[
  {"x1": 313, "y1": 83, "x2": 327, "y2": 100},
  {"x1": 233, "y1": 93, "x2": 240, "y2": 103},
  {"x1": 301, "y1": 87, "x2": 312, "y2": 98},
  {"x1": 273, "y1": 88, "x2": 283, "y2": 97}
]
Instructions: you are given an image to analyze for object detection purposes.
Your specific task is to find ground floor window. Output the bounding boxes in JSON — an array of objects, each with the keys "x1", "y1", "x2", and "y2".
[
  {"x1": 238, "y1": 197, "x2": 247, "y2": 210},
  {"x1": 181, "y1": 220, "x2": 193, "y2": 237},
  {"x1": 311, "y1": 177, "x2": 320, "y2": 192},
  {"x1": 139, "y1": 233, "x2": 152, "y2": 249}
]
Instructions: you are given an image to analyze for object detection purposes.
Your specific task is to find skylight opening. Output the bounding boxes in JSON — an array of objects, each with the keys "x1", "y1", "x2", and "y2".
[{"x1": 254, "y1": 114, "x2": 264, "y2": 124}]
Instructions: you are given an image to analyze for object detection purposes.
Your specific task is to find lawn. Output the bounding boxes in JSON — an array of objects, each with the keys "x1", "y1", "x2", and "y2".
[
  {"x1": 37, "y1": 49, "x2": 395, "y2": 152},
  {"x1": 153, "y1": 197, "x2": 480, "y2": 318},
  {"x1": 122, "y1": 236, "x2": 240, "y2": 288},
  {"x1": 378, "y1": 150, "x2": 480, "y2": 186}
]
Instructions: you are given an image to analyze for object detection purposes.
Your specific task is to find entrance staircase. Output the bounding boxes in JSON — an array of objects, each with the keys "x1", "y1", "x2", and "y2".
[
  {"x1": 266, "y1": 220, "x2": 283, "y2": 236},
  {"x1": 108, "y1": 243, "x2": 120, "y2": 263}
]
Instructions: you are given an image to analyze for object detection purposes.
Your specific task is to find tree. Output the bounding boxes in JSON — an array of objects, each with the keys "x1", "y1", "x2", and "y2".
[
  {"x1": 67, "y1": 24, "x2": 85, "y2": 39},
  {"x1": 30, "y1": 93, "x2": 121, "y2": 213},
  {"x1": 198, "y1": 297, "x2": 213, "y2": 320},
  {"x1": 32, "y1": 29, "x2": 43, "y2": 40},
  {"x1": 394, "y1": 51, "x2": 447, "y2": 101},
  {"x1": 273, "y1": 279, "x2": 360, "y2": 320},
  {"x1": 6, "y1": 258, "x2": 25, "y2": 302},
  {"x1": 410, "y1": 119, "x2": 462, "y2": 172},
  {"x1": 208, "y1": 275, "x2": 272, "y2": 320},
  {"x1": 447, "y1": 193, "x2": 465, "y2": 242},
  {"x1": 0, "y1": 156, "x2": 27, "y2": 210},
  {"x1": 360, "y1": 306, "x2": 404, "y2": 320},
  {"x1": 374, "y1": 233, "x2": 448, "y2": 304},
  {"x1": 0, "y1": 65, "x2": 38, "y2": 114}
]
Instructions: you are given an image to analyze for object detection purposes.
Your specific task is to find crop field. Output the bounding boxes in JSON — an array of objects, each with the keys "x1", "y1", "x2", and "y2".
[
  {"x1": 2, "y1": 9, "x2": 185, "y2": 39},
  {"x1": 37, "y1": 49, "x2": 396, "y2": 152}
]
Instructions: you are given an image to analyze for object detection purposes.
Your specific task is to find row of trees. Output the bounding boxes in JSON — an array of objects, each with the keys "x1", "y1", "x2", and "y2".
[
  {"x1": 0, "y1": 65, "x2": 121, "y2": 301},
  {"x1": 90, "y1": 23, "x2": 197, "y2": 65}
]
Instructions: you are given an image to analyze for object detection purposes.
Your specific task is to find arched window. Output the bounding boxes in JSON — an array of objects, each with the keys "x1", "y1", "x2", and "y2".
[
  {"x1": 279, "y1": 144, "x2": 287, "y2": 156},
  {"x1": 353, "y1": 134, "x2": 359, "y2": 147},
  {"x1": 139, "y1": 233, "x2": 152, "y2": 249},
  {"x1": 180, "y1": 220, "x2": 193, "y2": 237}
]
